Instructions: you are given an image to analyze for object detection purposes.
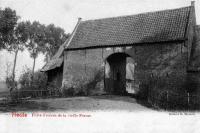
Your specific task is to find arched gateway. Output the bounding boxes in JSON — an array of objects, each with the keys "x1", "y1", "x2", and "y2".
[{"x1": 104, "y1": 52, "x2": 136, "y2": 95}]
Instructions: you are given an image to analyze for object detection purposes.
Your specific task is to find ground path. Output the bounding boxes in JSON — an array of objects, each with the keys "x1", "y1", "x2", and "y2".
[{"x1": 0, "y1": 95, "x2": 155, "y2": 112}]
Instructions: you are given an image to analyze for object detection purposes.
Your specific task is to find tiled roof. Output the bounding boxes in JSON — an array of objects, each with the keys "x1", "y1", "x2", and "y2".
[
  {"x1": 41, "y1": 39, "x2": 68, "y2": 72},
  {"x1": 40, "y1": 57, "x2": 63, "y2": 72},
  {"x1": 67, "y1": 6, "x2": 191, "y2": 49}
]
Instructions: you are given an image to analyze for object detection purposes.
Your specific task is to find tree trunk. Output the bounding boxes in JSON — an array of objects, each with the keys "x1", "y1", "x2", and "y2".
[
  {"x1": 32, "y1": 56, "x2": 36, "y2": 81},
  {"x1": 12, "y1": 49, "x2": 18, "y2": 90}
]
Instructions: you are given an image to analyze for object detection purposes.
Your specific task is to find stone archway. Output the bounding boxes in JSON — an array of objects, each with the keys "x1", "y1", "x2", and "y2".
[{"x1": 105, "y1": 52, "x2": 132, "y2": 95}]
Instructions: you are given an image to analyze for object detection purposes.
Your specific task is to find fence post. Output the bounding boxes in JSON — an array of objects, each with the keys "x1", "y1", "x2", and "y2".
[
  {"x1": 166, "y1": 91, "x2": 168, "y2": 110},
  {"x1": 187, "y1": 93, "x2": 190, "y2": 110},
  {"x1": 147, "y1": 87, "x2": 150, "y2": 104},
  {"x1": 17, "y1": 90, "x2": 19, "y2": 101}
]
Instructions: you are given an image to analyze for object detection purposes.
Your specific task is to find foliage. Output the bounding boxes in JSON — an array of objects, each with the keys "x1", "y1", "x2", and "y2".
[
  {"x1": 6, "y1": 21, "x2": 29, "y2": 52},
  {"x1": 23, "y1": 21, "x2": 69, "y2": 61},
  {"x1": 62, "y1": 69, "x2": 104, "y2": 97},
  {"x1": 46, "y1": 81, "x2": 62, "y2": 97},
  {"x1": 44, "y1": 24, "x2": 69, "y2": 61},
  {"x1": 61, "y1": 77, "x2": 87, "y2": 97},
  {"x1": 0, "y1": 7, "x2": 18, "y2": 49},
  {"x1": 19, "y1": 68, "x2": 47, "y2": 90},
  {"x1": 136, "y1": 72, "x2": 192, "y2": 110},
  {"x1": 137, "y1": 71, "x2": 187, "y2": 99},
  {"x1": 5, "y1": 75, "x2": 17, "y2": 90},
  {"x1": 18, "y1": 21, "x2": 44, "y2": 66},
  {"x1": 0, "y1": 7, "x2": 69, "y2": 57},
  {"x1": 22, "y1": 21, "x2": 69, "y2": 79},
  {"x1": 0, "y1": 8, "x2": 28, "y2": 85},
  {"x1": 0, "y1": 7, "x2": 68, "y2": 95},
  {"x1": 62, "y1": 88, "x2": 76, "y2": 97}
]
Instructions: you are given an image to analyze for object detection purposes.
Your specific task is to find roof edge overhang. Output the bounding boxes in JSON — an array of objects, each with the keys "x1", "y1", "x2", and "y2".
[
  {"x1": 40, "y1": 64, "x2": 63, "y2": 72},
  {"x1": 65, "y1": 38, "x2": 187, "y2": 51},
  {"x1": 64, "y1": 18, "x2": 82, "y2": 49},
  {"x1": 40, "y1": 57, "x2": 63, "y2": 72}
]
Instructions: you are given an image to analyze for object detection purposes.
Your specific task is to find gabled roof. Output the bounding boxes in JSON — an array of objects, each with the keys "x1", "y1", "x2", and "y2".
[
  {"x1": 66, "y1": 6, "x2": 192, "y2": 50},
  {"x1": 41, "y1": 39, "x2": 68, "y2": 72}
]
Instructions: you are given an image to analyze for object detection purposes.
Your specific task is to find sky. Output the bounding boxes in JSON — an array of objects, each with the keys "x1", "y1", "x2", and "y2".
[{"x1": 0, "y1": 0, "x2": 200, "y2": 81}]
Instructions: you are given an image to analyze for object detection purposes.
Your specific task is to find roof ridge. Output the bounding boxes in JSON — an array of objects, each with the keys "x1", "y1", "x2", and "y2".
[
  {"x1": 67, "y1": 5, "x2": 192, "y2": 50},
  {"x1": 81, "y1": 6, "x2": 191, "y2": 23}
]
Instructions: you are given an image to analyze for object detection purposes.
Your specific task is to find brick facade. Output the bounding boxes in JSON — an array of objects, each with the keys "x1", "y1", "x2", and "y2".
[{"x1": 62, "y1": 41, "x2": 190, "y2": 95}]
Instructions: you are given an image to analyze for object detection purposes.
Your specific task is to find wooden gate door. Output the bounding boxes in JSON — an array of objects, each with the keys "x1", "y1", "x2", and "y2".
[{"x1": 110, "y1": 55, "x2": 126, "y2": 95}]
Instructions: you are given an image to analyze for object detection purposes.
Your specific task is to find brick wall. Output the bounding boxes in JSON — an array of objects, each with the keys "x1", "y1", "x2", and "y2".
[{"x1": 63, "y1": 42, "x2": 189, "y2": 95}]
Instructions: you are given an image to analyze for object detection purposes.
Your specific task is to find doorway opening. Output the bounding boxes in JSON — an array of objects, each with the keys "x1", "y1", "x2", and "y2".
[{"x1": 105, "y1": 53, "x2": 137, "y2": 95}]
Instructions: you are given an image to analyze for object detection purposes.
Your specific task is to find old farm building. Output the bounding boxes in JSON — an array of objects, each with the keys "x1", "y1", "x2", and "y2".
[
  {"x1": 42, "y1": 2, "x2": 200, "y2": 95},
  {"x1": 41, "y1": 40, "x2": 68, "y2": 88}
]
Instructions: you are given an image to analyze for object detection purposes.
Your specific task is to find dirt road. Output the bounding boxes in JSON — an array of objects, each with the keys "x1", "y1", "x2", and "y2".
[{"x1": 0, "y1": 95, "x2": 154, "y2": 112}]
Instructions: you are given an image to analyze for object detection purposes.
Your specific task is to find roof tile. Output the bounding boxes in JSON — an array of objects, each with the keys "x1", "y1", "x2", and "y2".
[{"x1": 67, "y1": 6, "x2": 191, "y2": 49}]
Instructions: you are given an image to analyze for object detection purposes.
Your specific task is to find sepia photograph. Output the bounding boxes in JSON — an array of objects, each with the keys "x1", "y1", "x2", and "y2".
[{"x1": 0, "y1": 0, "x2": 200, "y2": 132}]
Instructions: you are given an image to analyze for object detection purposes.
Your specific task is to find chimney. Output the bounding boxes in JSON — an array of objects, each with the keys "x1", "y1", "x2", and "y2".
[
  {"x1": 78, "y1": 17, "x2": 82, "y2": 21},
  {"x1": 191, "y1": 1, "x2": 195, "y2": 6}
]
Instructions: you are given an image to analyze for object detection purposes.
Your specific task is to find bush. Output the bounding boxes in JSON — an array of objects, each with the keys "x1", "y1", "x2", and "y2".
[
  {"x1": 61, "y1": 78, "x2": 88, "y2": 97},
  {"x1": 62, "y1": 87, "x2": 75, "y2": 97},
  {"x1": 19, "y1": 68, "x2": 47, "y2": 90},
  {"x1": 47, "y1": 81, "x2": 62, "y2": 97},
  {"x1": 61, "y1": 69, "x2": 104, "y2": 97},
  {"x1": 137, "y1": 72, "x2": 191, "y2": 110},
  {"x1": 5, "y1": 75, "x2": 17, "y2": 91}
]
